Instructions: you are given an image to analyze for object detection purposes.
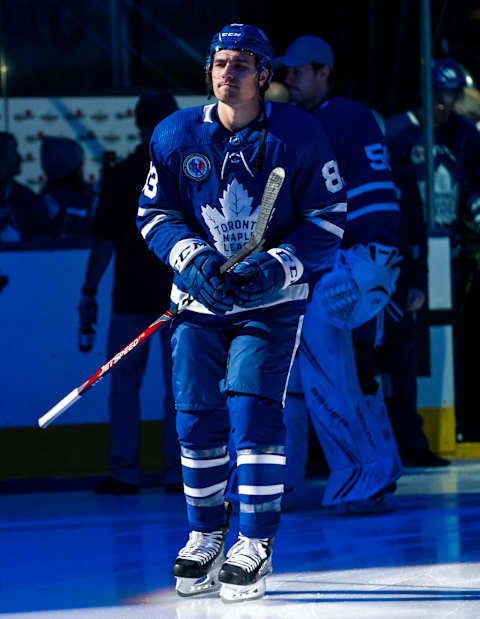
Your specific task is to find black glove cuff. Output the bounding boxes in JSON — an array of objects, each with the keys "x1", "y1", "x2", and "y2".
[{"x1": 81, "y1": 285, "x2": 97, "y2": 296}]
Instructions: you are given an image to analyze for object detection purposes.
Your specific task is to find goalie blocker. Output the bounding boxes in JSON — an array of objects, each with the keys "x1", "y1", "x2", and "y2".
[{"x1": 317, "y1": 242, "x2": 402, "y2": 330}]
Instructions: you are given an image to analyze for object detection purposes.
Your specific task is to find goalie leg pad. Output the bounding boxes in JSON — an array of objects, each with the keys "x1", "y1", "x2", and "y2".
[{"x1": 299, "y1": 301, "x2": 401, "y2": 505}]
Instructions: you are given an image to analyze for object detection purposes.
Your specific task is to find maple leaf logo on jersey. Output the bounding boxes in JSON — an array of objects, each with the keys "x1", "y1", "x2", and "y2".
[{"x1": 201, "y1": 179, "x2": 258, "y2": 257}]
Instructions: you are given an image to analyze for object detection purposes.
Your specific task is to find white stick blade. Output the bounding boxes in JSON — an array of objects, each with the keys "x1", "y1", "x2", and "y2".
[{"x1": 38, "y1": 388, "x2": 81, "y2": 428}]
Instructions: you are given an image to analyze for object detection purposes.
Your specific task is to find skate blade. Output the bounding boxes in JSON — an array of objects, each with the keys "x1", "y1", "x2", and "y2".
[
  {"x1": 175, "y1": 571, "x2": 221, "y2": 597},
  {"x1": 174, "y1": 549, "x2": 225, "y2": 597},
  {"x1": 220, "y1": 578, "x2": 266, "y2": 603}
]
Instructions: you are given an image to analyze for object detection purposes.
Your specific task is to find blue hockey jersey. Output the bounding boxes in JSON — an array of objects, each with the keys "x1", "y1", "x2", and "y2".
[
  {"x1": 311, "y1": 96, "x2": 400, "y2": 249},
  {"x1": 137, "y1": 101, "x2": 346, "y2": 317},
  {"x1": 386, "y1": 109, "x2": 480, "y2": 238}
]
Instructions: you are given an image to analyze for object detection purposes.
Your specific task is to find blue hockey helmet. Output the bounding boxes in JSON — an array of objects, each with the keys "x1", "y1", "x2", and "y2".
[
  {"x1": 432, "y1": 57, "x2": 465, "y2": 97},
  {"x1": 206, "y1": 24, "x2": 274, "y2": 85}
]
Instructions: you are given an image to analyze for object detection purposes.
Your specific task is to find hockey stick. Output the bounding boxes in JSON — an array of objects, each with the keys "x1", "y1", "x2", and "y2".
[{"x1": 38, "y1": 167, "x2": 285, "y2": 428}]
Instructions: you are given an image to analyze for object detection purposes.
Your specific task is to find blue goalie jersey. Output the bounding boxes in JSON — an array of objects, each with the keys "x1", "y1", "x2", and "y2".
[
  {"x1": 137, "y1": 101, "x2": 347, "y2": 318},
  {"x1": 311, "y1": 96, "x2": 400, "y2": 250}
]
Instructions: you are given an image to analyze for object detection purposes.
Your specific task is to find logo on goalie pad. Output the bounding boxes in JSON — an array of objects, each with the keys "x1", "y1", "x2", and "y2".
[{"x1": 317, "y1": 243, "x2": 401, "y2": 330}]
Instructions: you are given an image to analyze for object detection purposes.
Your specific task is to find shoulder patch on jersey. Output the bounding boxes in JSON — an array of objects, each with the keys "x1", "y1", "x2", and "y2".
[{"x1": 183, "y1": 153, "x2": 211, "y2": 181}]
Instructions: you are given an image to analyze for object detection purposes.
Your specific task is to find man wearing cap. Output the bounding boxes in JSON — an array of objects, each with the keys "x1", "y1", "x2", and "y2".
[{"x1": 277, "y1": 35, "x2": 404, "y2": 512}]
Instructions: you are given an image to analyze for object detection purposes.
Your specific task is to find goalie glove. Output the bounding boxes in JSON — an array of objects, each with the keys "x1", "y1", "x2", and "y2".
[
  {"x1": 317, "y1": 243, "x2": 401, "y2": 330},
  {"x1": 228, "y1": 244, "x2": 304, "y2": 308}
]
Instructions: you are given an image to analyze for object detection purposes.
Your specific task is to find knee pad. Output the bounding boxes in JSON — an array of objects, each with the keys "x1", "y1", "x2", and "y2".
[
  {"x1": 176, "y1": 408, "x2": 230, "y2": 448},
  {"x1": 227, "y1": 393, "x2": 285, "y2": 450}
]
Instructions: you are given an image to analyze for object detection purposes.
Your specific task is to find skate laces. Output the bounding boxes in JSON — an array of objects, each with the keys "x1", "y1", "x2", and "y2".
[
  {"x1": 178, "y1": 530, "x2": 224, "y2": 565},
  {"x1": 224, "y1": 534, "x2": 269, "y2": 573}
]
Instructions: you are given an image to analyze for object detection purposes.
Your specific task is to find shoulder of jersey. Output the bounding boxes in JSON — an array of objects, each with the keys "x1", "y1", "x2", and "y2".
[
  {"x1": 268, "y1": 101, "x2": 325, "y2": 140},
  {"x1": 453, "y1": 110, "x2": 480, "y2": 135},
  {"x1": 151, "y1": 106, "x2": 204, "y2": 149},
  {"x1": 320, "y1": 96, "x2": 378, "y2": 123},
  {"x1": 385, "y1": 111, "x2": 414, "y2": 136},
  {"x1": 324, "y1": 95, "x2": 368, "y2": 112}
]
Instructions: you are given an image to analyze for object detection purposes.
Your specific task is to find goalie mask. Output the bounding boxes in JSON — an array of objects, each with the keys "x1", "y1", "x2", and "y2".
[{"x1": 317, "y1": 243, "x2": 402, "y2": 330}]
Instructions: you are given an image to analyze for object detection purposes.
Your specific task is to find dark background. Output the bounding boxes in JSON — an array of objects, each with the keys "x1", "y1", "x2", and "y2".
[{"x1": 1, "y1": 0, "x2": 479, "y2": 118}]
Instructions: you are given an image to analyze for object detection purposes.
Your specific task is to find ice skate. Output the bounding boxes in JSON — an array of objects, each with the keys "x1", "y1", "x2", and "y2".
[
  {"x1": 173, "y1": 526, "x2": 228, "y2": 597},
  {"x1": 219, "y1": 534, "x2": 273, "y2": 603}
]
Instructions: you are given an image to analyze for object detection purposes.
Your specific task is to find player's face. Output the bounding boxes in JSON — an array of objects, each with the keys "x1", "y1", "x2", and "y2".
[
  {"x1": 433, "y1": 91, "x2": 459, "y2": 125},
  {"x1": 211, "y1": 49, "x2": 267, "y2": 104},
  {"x1": 285, "y1": 63, "x2": 327, "y2": 110}
]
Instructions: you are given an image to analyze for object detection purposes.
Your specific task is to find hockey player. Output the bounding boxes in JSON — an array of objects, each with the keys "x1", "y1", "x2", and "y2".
[
  {"x1": 276, "y1": 35, "x2": 403, "y2": 511},
  {"x1": 137, "y1": 24, "x2": 346, "y2": 602},
  {"x1": 386, "y1": 57, "x2": 480, "y2": 446}
]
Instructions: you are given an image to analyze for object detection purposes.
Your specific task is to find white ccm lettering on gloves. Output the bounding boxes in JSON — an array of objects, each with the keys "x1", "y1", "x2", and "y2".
[
  {"x1": 169, "y1": 238, "x2": 211, "y2": 272},
  {"x1": 267, "y1": 246, "x2": 304, "y2": 288}
]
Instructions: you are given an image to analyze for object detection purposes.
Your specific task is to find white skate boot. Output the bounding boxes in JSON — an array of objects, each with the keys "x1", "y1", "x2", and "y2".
[
  {"x1": 173, "y1": 526, "x2": 228, "y2": 597},
  {"x1": 219, "y1": 534, "x2": 273, "y2": 603}
]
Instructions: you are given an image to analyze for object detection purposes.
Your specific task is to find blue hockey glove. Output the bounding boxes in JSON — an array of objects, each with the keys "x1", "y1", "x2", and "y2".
[
  {"x1": 174, "y1": 241, "x2": 233, "y2": 315},
  {"x1": 228, "y1": 245, "x2": 304, "y2": 308}
]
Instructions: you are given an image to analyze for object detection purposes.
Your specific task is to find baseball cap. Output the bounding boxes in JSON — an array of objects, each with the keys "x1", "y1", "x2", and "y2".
[{"x1": 276, "y1": 35, "x2": 334, "y2": 69}]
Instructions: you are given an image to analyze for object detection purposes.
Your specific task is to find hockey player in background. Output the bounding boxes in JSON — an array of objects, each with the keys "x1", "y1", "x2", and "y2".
[
  {"x1": 386, "y1": 57, "x2": 480, "y2": 446},
  {"x1": 276, "y1": 35, "x2": 404, "y2": 512},
  {"x1": 137, "y1": 24, "x2": 346, "y2": 602}
]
